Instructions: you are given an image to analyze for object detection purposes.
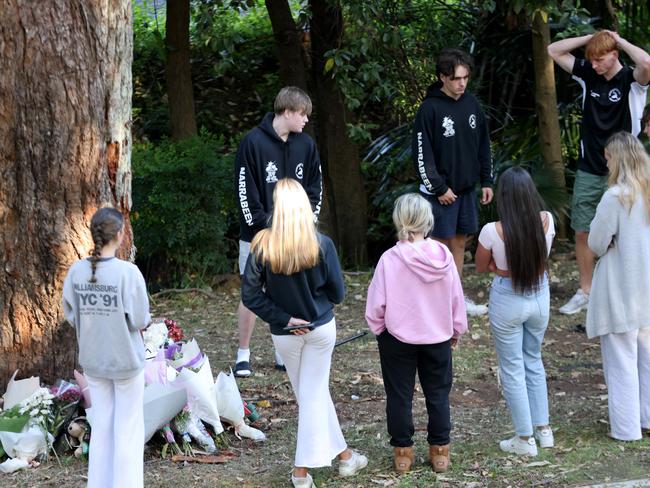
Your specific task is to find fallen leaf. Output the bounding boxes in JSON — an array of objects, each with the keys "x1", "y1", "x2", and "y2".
[{"x1": 525, "y1": 460, "x2": 551, "y2": 468}]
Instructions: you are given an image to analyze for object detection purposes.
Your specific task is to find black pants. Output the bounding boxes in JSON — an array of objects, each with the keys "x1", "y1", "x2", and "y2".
[{"x1": 377, "y1": 331, "x2": 452, "y2": 447}]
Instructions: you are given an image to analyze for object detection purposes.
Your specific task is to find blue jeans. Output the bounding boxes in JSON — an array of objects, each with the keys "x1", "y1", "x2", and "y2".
[{"x1": 489, "y1": 275, "x2": 550, "y2": 436}]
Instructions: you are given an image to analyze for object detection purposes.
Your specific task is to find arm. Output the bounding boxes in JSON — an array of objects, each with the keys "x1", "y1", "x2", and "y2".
[
  {"x1": 304, "y1": 143, "x2": 323, "y2": 220},
  {"x1": 475, "y1": 243, "x2": 493, "y2": 273},
  {"x1": 412, "y1": 103, "x2": 448, "y2": 196},
  {"x1": 322, "y1": 238, "x2": 345, "y2": 304},
  {"x1": 548, "y1": 34, "x2": 593, "y2": 74},
  {"x1": 241, "y1": 252, "x2": 292, "y2": 326},
  {"x1": 606, "y1": 31, "x2": 650, "y2": 85},
  {"x1": 475, "y1": 224, "x2": 495, "y2": 273},
  {"x1": 235, "y1": 138, "x2": 270, "y2": 235},
  {"x1": 124, "y1": 267, "x2": 152, "y2": 332},
  {"x1": 477, "y1": 109, "x2": 494, "y2": 204},
  {"x1": 364, "y1": 259, "x2": 387, "y2": 335},
  {"x1": 62, "y1": 269, "x2": 76, "y2": 327},
  {"x1": 588, "y1": 192, "x2": 618, "y2": 257},
  {"x1": 450, "y1": 264, "x2": 468, "y2": 340}
]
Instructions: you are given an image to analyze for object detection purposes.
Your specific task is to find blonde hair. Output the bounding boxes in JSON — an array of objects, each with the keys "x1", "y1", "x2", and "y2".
[
  {"x1": 251, "y1": 179, "x2": 319, "y2": 274},
  {"x1": 605, "y1": 131, "x2": 650, "y2": 220},
  {"x1": 274, "y1": 86, "x2": 313, "y2": 116},
  {"x1": 392, "y1": 193, "x2": 434, "y2": 242},
  {"x1": 585, "y1": 31, "x2": 618, "y2": 60}
]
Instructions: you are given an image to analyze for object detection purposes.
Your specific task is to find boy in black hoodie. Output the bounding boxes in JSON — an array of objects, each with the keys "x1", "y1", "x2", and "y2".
[
  {"x1": 233, "y1": 86, "x2": 323, "y2": 378},
  {"x1": 412, "y1": 48, "x2": 493, "y2": 316}
]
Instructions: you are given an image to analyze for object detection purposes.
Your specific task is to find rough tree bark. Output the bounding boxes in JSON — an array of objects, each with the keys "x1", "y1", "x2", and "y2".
[
  {"x1": 0, "y1": 0, "x2": 134, "y2": 389},
  {"x1": 166, "y1": 0, "x2": 198, "y2": 140},
  {"x1": 309, "y1": 0, "x2": 368, "y2": 266},
  {"x1": 531, "y1": 10, "x2": 567, "y2": 235},
  {"x1": 264, "y1": 0, "x2": 310, "y2": 91}
]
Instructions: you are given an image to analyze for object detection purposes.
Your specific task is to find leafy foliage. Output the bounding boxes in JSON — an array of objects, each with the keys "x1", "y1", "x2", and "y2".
[{"x1": 131, "y1": 131, "x2": 237, "y2": 287}]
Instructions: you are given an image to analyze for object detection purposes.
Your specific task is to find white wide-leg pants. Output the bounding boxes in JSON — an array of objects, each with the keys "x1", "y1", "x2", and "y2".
[
  {"x1": 272, "y1": 319, "x2": 347, "y2": 468},
  {"x1": 85, "y1": 370, "x2": 145, "y2": 488},
  {"x1": 600, "y1": 327, "x2": 650, "y2": 441}
]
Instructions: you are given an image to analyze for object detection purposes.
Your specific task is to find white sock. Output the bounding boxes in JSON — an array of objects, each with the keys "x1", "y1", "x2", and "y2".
[
  {"x1": 237, "y1": 348, "x2": 250, "y2": 364},
  {"x1": 274, "y1": 350, "x2": 284, "y2": 366}
]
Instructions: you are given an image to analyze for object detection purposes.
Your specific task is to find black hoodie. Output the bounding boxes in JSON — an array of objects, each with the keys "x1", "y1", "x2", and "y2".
[
  {"x1": 241, "y1": 233, "x2": 345, "y2": 335},
  {"x1": 412, "y1": 84, "x2": 492, "y2": 196},
  {"x1": 235, "y1": 112, "x2": 323, "y2": 242}
]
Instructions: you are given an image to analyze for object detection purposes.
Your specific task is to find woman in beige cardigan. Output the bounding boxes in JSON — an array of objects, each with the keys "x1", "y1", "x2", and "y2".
[{"x1": 587, "y1": 131, "x2": 650, "y2": 441}]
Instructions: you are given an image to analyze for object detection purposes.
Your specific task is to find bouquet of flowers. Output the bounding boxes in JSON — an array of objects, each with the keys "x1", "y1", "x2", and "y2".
[{"x1": 48, "y1": 381, "x2": 81, "y2": 440}]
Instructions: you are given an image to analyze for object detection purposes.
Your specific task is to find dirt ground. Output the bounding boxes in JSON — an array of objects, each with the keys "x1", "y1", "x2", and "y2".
[{"x1": 5, "y1": 243, "x2": 650, "y2": 487}]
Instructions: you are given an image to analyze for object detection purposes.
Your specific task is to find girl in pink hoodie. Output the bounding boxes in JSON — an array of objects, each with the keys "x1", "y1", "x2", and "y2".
[{"x1": 365, "y1": 193, "x2": 468, "y2": 474}]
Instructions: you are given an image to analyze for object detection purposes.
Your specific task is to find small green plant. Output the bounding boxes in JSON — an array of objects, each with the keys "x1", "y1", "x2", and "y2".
[{"x1": 131, "y1": 131, "x2": 237, "y2": 288}]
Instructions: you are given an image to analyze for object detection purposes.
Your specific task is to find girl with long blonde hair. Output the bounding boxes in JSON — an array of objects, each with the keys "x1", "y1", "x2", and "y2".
[
  {"x1": 587, "y1": 131, "x2": 650, "y2": 441},
  {"x1": 242, "y1": 178, "x2": 367, "y2": 487}
]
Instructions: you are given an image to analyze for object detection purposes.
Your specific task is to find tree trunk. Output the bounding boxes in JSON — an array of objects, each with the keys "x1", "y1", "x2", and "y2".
[
  {"x1": 309, "y1": 0, "x2": 368, "y2": 266},
  {"x1": 531, "y1": 10, "x2": 567, "y2": 236},
  {"x1": 166, "y1": 0, "x2": 197, "y2": 140},
  {"x1": 264, "y1": 0, "x2": 310, "y2": 91},
  {"x1": 0, "y1": 0, "x2": 134, "y2": 390}
]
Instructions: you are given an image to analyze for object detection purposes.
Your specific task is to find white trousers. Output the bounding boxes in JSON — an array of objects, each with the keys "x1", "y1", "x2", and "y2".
[
  {"x1": 85, "y1": 371, "x2": 145, "y2": 488},
  {"x1": 600, "y1": 327, "x2": 650, "y2": 441},
  {"x1": 272, "y1": 319, "x2": 347, "y2": 468}
]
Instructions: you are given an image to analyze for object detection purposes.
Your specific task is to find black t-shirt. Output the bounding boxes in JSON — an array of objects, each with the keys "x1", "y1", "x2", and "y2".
[{"x1": 572, "y1": 58, "x2": 648, "y2": 175}]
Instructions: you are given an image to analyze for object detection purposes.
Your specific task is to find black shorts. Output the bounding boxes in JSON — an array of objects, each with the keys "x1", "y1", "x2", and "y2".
[{"x1": 421, "y1": 190, "x2": 479, "y2": 239}]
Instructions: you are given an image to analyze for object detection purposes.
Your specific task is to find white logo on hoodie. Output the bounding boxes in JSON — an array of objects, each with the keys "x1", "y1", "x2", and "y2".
[
  {"x1": 442, "y1": 116, "x2": 455, "y2": 137},
  {"x1": 265, "y1": 161, "x2": 278, "y2": 183}
]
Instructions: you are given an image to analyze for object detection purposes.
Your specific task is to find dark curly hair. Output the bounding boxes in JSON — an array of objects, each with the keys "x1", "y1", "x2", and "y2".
[{"x1": 436, "y1": 48, "x2": 474, "y2": 79}]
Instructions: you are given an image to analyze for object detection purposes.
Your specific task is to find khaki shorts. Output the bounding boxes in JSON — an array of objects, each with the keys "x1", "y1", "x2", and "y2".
[{"x1": 571, "y1": 170, "x2": 608, "y2": 232}]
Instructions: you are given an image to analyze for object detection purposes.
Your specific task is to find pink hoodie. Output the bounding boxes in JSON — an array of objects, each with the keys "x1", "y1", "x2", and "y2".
[{"x1": 365, "y1": 238, "x2": 468, "y2": 344}]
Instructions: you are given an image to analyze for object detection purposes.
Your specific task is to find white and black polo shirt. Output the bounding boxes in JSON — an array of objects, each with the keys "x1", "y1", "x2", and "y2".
[{"x1": 572, "y1": 58, "x2": 648, "y2": 176}]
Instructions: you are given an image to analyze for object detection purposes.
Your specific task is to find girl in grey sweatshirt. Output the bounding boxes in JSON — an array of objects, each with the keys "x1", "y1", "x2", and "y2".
[{"x1": 62, "y1": 207, "x2": 150, "y2": 488}]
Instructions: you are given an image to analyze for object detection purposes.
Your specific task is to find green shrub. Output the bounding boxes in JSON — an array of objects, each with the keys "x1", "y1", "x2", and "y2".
[{"x1": 131, "y1": 131, "x2": 237, "y2": 288}]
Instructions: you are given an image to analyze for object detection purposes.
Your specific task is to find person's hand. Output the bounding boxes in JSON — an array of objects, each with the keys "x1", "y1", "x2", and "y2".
[
  {"x1": 480, "y1": 187, "x2": 493, "y2": 205},
  {"x1": 451, "y1": 337, "x2": 458, "y2": 350},
  {"x1": 438, "y1": 188, "x2": 457, "y2": 205},
  {"x1": 603, "y1": 30, "x2": 623, "y2": 47},
  {"x1": 287, "y1": 317, "x2": 311, "y2": 335}
]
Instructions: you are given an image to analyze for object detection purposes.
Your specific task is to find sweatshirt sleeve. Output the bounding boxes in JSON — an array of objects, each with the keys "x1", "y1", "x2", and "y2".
[
  {"x1": 304, "y1": 141, "x2": 323, "y2": 219},
  {"x1": 62, "y1": 266, "x2": 76, "y2": 327},
  {"x1": 124, "y1": 265, "x2": 152, "y2": 332},
  {"x1": 241, "y1": 252, "x2": 292, "y2": 326},
  {"x1": 412, "y1": 103, "x2": 448, "y2": 196},
  {"x1": 450, "y1": 264, "x2": 468, "y2": 338},
  {"x1": 588, "y1": 191, "x2": 619, "y2": 257},
  {"x1": 322, "y1": 238, "x2": 345, "y2": 304},
  {"x1": 365, "y1": 257, "x2": 387, "y2": 335},
  {"x1": 235, "y1": 136, "x2": 270, "y2": 235},
  {"x1": 477, "y1": 107, "x2": 493, "y2": 188}
]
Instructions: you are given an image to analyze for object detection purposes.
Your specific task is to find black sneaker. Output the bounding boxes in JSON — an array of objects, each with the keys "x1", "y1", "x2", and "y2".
[
  {"x1": 274, "y1": 363, "x2": 286, "y2": 372},
  {"x1": 234, "y1": 360, "x2": 252, "y2": 378}
]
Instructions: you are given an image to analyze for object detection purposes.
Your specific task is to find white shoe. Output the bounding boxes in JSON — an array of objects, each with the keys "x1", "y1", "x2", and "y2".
[
  {"x1": 339, "y1": 450, "x2": 368, "y2": 477},
  {"x1": 499, "y1": 435, "x2": 538, "y2": 456},
  {"x1": 465, "y1": 297, "x2": 488, "y2": 316},
  {"x1": 535, "y1": 427, "x2": 554, "y2": 448},
  {"x1": 558, "y1": 289, "x2": 589, "y2": 315},
  {"x1": 291, "y1": 473, "x2": 314, "y2": 487}
]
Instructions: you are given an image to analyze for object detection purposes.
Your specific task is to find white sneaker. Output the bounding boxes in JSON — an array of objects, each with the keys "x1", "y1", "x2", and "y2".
[
  {"x1": 499, "y1": 436, "x2": 538, "y2": 456},
  {"x1": 465, "y1": 297, "x2": 488, "y2": 316},
  {"x1": 291, "y1": 473, "x2": 314, "y2": 487},
  {"x1": 558, "y1": 289, "x2": 589, "y2": 315},
  {"x1": 535, "y1": 427, "x2": 554, "y2": 448},
  {"x1": 339, "y1": 450, "x2": 368, "y2": 477}
]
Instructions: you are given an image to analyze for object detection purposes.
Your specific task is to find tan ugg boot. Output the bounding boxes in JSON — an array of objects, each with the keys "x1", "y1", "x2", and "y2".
[
  {"x1": 429, "y1": 444, "x2": 450, "y2": 473},
  {"x1": 393, "y1": 446, "x2": 414, "y2": 473}
]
